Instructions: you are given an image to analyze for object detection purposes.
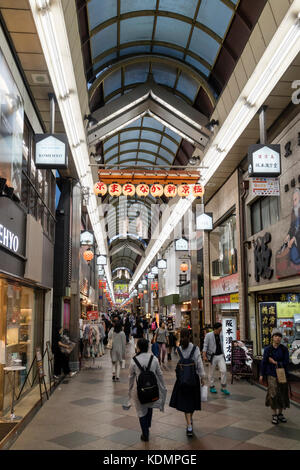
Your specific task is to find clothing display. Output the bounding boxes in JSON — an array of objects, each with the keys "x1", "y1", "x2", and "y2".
[{"x1": 82, "y1": 323, "x2": 103, "y2": 358}]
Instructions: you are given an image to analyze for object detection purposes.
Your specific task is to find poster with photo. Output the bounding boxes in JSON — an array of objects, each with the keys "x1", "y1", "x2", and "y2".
[
  {"x1": 0, "y1": 48, "x2": 24, "y2": 199},
  {"x1": 231, "y1": 340, "x2": 253, "y2": 376}
]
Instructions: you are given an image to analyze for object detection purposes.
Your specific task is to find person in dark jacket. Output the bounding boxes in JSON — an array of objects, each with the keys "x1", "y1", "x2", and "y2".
[
  {"x1": 124, "y1": 316, "x2": 131, "y2": 343},
  {"x1": 53, "y1": 327, "x2": 75, "y2": 379},
  {"x1": 260, "y1": 328, "x2": 290, "y2": 425},
  {"x1": 169, "y1": 329, "x2": 206, "y2": 437}
]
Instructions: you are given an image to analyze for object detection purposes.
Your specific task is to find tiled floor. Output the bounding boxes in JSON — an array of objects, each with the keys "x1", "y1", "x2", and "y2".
[{"x1": 10, "y1": 341, "x2": 300, "y2": 450}]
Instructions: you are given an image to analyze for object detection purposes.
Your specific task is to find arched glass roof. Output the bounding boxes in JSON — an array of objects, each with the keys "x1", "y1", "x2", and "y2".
[{"x1": 76, "y1": 0, "x2": 269, "y2": 282}]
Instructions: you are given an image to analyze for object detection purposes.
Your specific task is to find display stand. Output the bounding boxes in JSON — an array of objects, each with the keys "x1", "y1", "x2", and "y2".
[
  {"x1": 45, "y1": 341, "x2": 54, "y2": 393},
  {"x1": 36, "y1": 347, "x2": 49, "y2": 404},
  {"x1": 3, "y1": 365, "x2": 26, "y2": 421}
]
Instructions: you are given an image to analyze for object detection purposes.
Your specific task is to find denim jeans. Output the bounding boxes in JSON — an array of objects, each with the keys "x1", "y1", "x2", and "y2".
[{"x1": 139, "y1": 408, "x2": 153, "y2": 438}]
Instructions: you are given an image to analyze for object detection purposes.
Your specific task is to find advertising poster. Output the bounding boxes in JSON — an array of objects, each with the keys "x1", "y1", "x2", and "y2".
[
  {"x1": 222, "y1": 317, "x2": 237, "y2": 363},
  {"x1": 260, "y1": 302, "x2": 277, "y2": 352},
  {"x1": 0, "y1": 48, "x2": 24, "y2": 199},
  {"x1": 231, "y1": 340, "x2": 253, "y2": 376}
]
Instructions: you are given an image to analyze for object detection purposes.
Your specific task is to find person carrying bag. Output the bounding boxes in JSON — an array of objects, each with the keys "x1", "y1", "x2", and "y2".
[
  {"x1": 259, "y1": 328, "x2": 290, "y2": 425},
  {"x1": 169, "y1": 329, "x2": 206, "y2": 437},
  {"x1": 128, "y1": 338, "x2": 167, "y2": 442}
]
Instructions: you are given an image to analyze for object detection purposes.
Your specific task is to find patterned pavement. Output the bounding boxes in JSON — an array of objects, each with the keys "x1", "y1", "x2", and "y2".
[{"x1": 10, "y1": 341, "x2": 300, "y2": 450}]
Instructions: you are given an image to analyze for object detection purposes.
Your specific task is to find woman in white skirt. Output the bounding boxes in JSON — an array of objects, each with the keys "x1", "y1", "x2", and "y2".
[{"x1": 108, "y1": 321, "x2": 126, "y2": 381}]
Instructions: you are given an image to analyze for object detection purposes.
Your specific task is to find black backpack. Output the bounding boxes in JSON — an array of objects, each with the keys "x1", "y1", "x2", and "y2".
[
  {"x1": 133, "y1": 355, "x2": 159, "y2": 404},
  {"x1": 176, "y1": 345, "x2": 198, "y2": 387}
]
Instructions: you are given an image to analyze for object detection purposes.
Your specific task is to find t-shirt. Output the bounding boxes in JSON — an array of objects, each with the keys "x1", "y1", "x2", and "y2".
[
  {"x1": 215, "y1": 334, "x2": 222, "y2": 355},
  {"x1": 156, "y1": 328, "x2": 169, "y2": 343}
]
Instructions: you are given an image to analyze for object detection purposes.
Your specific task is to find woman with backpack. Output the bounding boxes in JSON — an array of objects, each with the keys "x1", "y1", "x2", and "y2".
[
  {"x1": 128, "y1": 338, "x2": 167, "y2": 442},
  {"x1": 169, "y1": 328, "x2": 206, "y2": 437},
  {"x1": 108, "y1": 321, "x2": 126, "y2": 381}
]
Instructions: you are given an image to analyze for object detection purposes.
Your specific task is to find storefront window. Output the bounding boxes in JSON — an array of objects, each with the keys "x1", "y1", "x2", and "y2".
[
  {"x1": 251, "y1": 197, "x2": 280, "y2": 235},
  {"x1": 210, "y1": 213, "x2": 237, "y2": 278},
  {"x1": 0, "y1": 280, "x2": 44, "y2": 413}
]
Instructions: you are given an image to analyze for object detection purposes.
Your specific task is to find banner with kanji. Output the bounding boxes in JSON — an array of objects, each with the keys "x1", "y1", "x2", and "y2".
[
  {"x1": 222, "y1": 317, "x2": 237, "y2": 363},
  {"x1": 259, "y1": 302, "x2": 277, "y2": 352}
]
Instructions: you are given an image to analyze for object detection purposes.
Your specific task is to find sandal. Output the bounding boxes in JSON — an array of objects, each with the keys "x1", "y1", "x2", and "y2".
[
  {"x1": 272, "y1": 414, "x2": 279, "y2": 425},
  {"x1": 277, "y1": 413, "x2": 287, "y2": 423}
]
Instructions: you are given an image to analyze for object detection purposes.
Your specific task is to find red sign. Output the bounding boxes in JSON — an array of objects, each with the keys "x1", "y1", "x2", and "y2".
[
  {"x1": 212, "y1": 295, "x2": 230, "y2": 305},
  {"x1": 87, "y1": 310, "x2": 98, "y2": 320},
  {"x1": 99, "y1": 280, "x2": 106, "y2": 289},
  {"x1": 151, "y1": 282, "x2": 158, "y2": 291}
]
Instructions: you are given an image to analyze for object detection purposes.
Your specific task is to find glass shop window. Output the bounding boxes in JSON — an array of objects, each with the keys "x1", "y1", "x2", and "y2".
[{"x1": 210, "y1": 213, "x2": 237, "y2": 277}]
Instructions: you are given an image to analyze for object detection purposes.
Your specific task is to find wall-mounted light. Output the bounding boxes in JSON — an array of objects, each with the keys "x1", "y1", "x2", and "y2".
[
  {"x1": 205, "y1": 119, "x2": 219, "y2": 132},
  {"x1": 84, "y1": 114, "x2": 98, "y2": 128}
]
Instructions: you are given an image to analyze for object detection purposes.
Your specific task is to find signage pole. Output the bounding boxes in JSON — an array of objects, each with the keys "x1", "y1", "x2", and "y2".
[
  {"x1": 49, "y1": 93, "x2": 56, "y2": 134},
  {"x1": 258, "y1": 105, "x2": 267, "y2": 145}
]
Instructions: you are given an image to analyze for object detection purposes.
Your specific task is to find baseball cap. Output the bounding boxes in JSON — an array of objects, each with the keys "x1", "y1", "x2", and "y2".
[{"x1": 271, "y1": 328, "x2": 282, "y2": 337}]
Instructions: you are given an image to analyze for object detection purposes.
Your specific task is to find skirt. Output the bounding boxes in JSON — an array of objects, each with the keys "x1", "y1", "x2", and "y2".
[
  {"x1": 169, "y1": 377, "x2": 201, "y2": 413},
  {"x1": 265, "y1": 376, "x2": 290, "y2": 410}
]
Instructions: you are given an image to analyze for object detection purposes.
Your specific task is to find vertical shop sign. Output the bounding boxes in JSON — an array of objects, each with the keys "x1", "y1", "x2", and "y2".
[
  {"x1": 222, "y1": 317, "x2": 237, "y2": 364},
  {"x1": 260, "y1": 302, "x2": 277, "y2": 352}
]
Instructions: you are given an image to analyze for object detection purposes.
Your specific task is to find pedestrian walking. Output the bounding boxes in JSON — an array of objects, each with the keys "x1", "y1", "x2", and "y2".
[
  {"x1": 108, "y1": 321, "x2": 126, "y2": 381},
  {"x1": 142, "y1": 315, "x2": 149, "y2": 340},
  {"x1": 128, "y1": 338, "x2": 167, "y2": 442},
  {"x1": 154, "y1": 321, "x2": 169, "y2": 364},
  {"x1": 259, "y1": 328, "x2": 290, "y2": 424},
  {"x1": 124, "y1": 316, "x2": 131, "y2": 344},
  {"x1": 169, "y1": 329, "x2": 206, "y2": 437},
  {"x1": 202, "y1": 322, "x2": 230, "y2": 395}
]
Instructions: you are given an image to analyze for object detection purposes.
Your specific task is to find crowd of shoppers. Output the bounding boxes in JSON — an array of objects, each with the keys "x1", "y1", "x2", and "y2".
[{"x1": 54, "y1": 310, "x2": 291, "y2": 441}]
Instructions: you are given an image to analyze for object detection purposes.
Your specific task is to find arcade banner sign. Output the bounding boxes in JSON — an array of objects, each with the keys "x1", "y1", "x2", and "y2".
[{"x1": 248, "y1": 144, "x2": 281, "y2": 177}]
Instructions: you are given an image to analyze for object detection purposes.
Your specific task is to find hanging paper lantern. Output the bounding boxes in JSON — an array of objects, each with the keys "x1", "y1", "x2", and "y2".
[
  {"x1": 150, "y1": 184, "x2": 164, "y2": 198},
  {"x1": 178, "y1": 184, "x2": 191, "y2": 197},
  {"x1": 164, "y1": 184, "x2": 177, "y2": 198},
  {"x1": 180, "y1": 262, "x2": 189, "y2": 272},
  {"x1": 192, "y1": 184, "x2": 205, "y2": 198},
  {"x1": 83, "y1": 248, "x2": 94, "y2": 263},
  {"x1": 136, "y1": 184, "x2": 149, "y2": 197},
  {"x1": 94, "y1": 181, "x2": 107, "y2": 196},
  {"x1": 109, "y1": 183, "x2": 122, "y2": 197},
  {"x1": 122, "y1": 183, "x2": 135, "y2": 197}
]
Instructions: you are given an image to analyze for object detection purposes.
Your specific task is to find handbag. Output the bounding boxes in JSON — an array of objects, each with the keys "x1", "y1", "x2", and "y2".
[
  {"x1": 106, "y1": 337, "x2": 113, "y2": 350},
  {"x1": 201, "y1": 385, "x2": 208, "y2": 402},
  {"x1": 276, "y1": 365, "x2": 287, "y2": 384}
]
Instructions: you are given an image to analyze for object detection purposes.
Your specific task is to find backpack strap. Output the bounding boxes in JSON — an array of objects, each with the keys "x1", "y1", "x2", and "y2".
[
  {"x1": 177, "y1": 347, "x2": 184, "y2": 360},
  {"x1": 189, "y1": 345, "x2": 197, "y2": 360},
  {"x1": 146, "y1": 354, "x2": 154, "y2": 371},
  {"x1": 133, "y1": 356, "x2": 145, "y2": 372}
]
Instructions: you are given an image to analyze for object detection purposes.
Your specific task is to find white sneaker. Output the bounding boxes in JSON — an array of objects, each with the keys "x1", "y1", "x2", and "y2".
[{"x1": 69, "y1": 372, "x2": 76, "y2": 377}]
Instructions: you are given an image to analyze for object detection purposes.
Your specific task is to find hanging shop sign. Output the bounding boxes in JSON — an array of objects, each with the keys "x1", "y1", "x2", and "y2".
[
  {"x1": 147, "y1": 273, "x2": 155, "y2": 279},
  {"x1": 248, "y1": 144, "x2": 281, "y2": 177},
  {"x1": 151, "y1": 266, "x2": 159, "y2": 274},
  {"x1": 122, "y1": 183, "x2": 135, "y2": 197},
  {"x1": 175, "y1": 238, "x2": 189, "y2": 251},
  {"x1": 136, "y1": 184, "x2": 150, "y2": 197},
  {"x1": 99, "y1": 280, "x2": 106, "y2": 289},
  {"x1": 151, "y1": 282, "x2": 158, "y2": 291},
  {"x1": 211, "y1": 273, "x2": 239, "y2": 297},
  {"x1": 157, "y1": 258, "x2": 167, "y2": 269},
  {"x1": 150, "y1": 184, "x2": 164, "y2": 197},
  {"x1": 259, "y1": 302, "x2": 277, "y2": 351},
  {"x1": 196, "y1": 212, "x2": 213, "y2": 231},
  {"x1": 94, "y1": 181, "x2": 107, "y2": 196},
  {"x1": 80, "y1": 231, "x2": 94, "y2": 246},
  {"x1": 250, "y1": 177, "x2": 280, "y2": 196},
  {"x1": 108, "y1": 183, "x2": 122, "y2": 197},
  {"x1": 222, "y1": 317, "x2": 237, "y2": 364},
  {"x1": 97, "y1": 255, "x2": 107, "y2": 266},
  {"x1": 231, "y1": 340, "x2": 253, "y2": 377},
  {"x1": 95, "y1": 180, "x2": 204, "y2": 198},
  {"x1": 87, "y1": 310, "x2": 99, "y2": 321},
  {"x1": 35, "y1": 134, "x2": 68, "y2": 169}
]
